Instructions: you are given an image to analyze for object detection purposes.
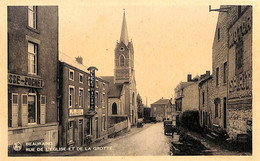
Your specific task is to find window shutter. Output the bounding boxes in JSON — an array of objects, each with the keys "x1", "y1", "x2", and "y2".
[
  {"x1": 12, "y1": 94, "x2": 19, "y2": 127},
  {"x1": 21, "y1": 94, "x2": 28, "y2": 126},
  {"x1": 40, "y1": 95, "x2": 46, "y2": 124}
]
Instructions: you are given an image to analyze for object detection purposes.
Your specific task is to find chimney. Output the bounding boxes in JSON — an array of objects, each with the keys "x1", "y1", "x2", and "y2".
[
  {"x1": 206, "y1": 70, "x2": 210, "y2": 76},
  {"x1": 75, "y1": 56, "x2": 83, "y2": 64},
  {"x1": 187, "y1": 74, "x2": 192, "y2": 82}
]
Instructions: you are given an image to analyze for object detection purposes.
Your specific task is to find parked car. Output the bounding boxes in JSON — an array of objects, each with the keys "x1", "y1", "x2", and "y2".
[{"x1": 137, "y1": 119, "x2": 143, "y2": 128}]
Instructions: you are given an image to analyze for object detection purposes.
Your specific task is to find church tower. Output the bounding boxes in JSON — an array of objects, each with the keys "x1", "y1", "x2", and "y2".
[{"x1": 114, "y1": 10, "x2": 135, "y2": 84}]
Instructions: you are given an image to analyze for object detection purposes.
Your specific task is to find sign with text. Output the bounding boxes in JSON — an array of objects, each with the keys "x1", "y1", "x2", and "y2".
[
  {"x1": 69, "y1": 109, "x2": 84, "y2": 117},
  {"x1": 8, "y1": 73, "x2": 44, "y2": 88},
  {"x1": 87, "y1": 67, "x2": 98, "y2": 112}
]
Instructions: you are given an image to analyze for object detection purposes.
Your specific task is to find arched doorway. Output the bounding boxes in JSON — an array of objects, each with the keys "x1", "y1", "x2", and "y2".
[{"x1": 112, "y1": 102, "x2": 117, "y2": 115}]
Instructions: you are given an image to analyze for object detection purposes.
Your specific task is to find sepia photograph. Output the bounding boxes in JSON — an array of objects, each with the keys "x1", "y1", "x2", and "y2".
[{"x1": 1, "y1": 0, "x2": 259, "y2": 160}]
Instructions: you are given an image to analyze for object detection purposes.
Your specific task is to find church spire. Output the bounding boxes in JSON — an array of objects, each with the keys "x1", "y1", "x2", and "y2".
[{"x1": 120, "y1": 9, "x2": 129, "y2": 46}]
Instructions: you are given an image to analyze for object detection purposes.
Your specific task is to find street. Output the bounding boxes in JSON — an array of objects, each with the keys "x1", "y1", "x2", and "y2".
[{"x1": 78, "y1": 122, "x2": 172, "y2": 156}]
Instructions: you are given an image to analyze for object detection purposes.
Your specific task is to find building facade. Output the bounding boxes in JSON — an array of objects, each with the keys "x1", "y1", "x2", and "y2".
[
  {"x1": 58, "y1": 53, "x2": 109, "y2": 147},
  {"x1": 211, "y1": 6, "x2": 252, "y2": 140},
  {"x1": 175, "y1": 74, "x2": 200, "y2": 113},
  {"x1": 102, "y1": 11, "x2": 138, "y2": 126},
  {"x1": 151, "y1": 98, "x2": 174, "y2": 121},
  {"x1": 226, "y1": 6, "x2": 252, "y2": 139},
  {"x1": 8, "y1": 6, "x2": 59, "y2": 151},
  {"x1": 198, "y1": 72, "x2": 213, "y2": 128}
]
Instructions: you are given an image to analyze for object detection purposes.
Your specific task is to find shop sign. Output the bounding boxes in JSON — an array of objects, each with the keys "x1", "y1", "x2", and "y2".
[
  {"x1": 8, "y1": 73, "x2": 44, "y2": 88},
  {"x1": 229, "y1": 10, "x2": 252, "y2": 48},
  {"x1": 87, "y1": 66, "x2": 98, "y2": 111},
  {"x1": 69, "y1": 109, "x2": 84, "y2": 117}
]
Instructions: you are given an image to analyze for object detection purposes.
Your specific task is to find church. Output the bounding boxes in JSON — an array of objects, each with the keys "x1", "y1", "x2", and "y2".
[{"x1": 102, "y1": 11, "x2": 138, "y2": 126}]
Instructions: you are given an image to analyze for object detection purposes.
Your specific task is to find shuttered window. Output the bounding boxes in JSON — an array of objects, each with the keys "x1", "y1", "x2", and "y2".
[
  {"x1": 40, "y1": 95, "x2": 46, "y2": 124},
  {"x1": 12, "y1": 93, "x2": 19, "y2": 127},
  {"x1": 21, "y1": 94, "x2": 28, "y2": 126}
]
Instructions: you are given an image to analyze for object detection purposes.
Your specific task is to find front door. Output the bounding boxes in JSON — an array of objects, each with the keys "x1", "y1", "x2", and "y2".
[
  {"x1": 95, "y1": 117, "x2": 99, "y2": 139},
  {"x1": 78, "y1": 119, "x2": 83, "y2": 145}
]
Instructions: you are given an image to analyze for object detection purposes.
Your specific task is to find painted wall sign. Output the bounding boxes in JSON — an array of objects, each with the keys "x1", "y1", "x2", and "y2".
[
  {"x1": 229, "y1": 70, "x2": 252, "y2": 98},
  {"x1": 229, "y1": 10, "x2": 252, "y2": 48},
  {"x1": 8, "y1": 73, "x2": 44, "y2": 88},
  {"x1": 69, "y1": 109, "x2": 84, "y2": 117}
]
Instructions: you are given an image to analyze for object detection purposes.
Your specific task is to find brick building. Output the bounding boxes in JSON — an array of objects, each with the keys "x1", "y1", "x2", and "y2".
[
  {"x1": 8, "y1": 6, "x2": 59, "y2": 152},
  {"x1": 211, "y1": 6, "x2": 252, "y2": 140},
  {"x1": 58, "y1": 52, "x2": 109, "y2": 147},
  {"x1": 151, "y1": 98, "x2": 174, "y2": 122}
]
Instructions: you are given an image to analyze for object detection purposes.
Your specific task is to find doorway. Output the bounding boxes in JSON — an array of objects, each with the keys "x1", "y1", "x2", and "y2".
[
  {"x1": 223, "y1": 97, "x2": 227, "y2": 128},
  {"x1": 95, "y1": 117, "x2": 99, "y2": 139},
  {"x1": 78, "y1": 119, "x2": 83, "y2": 145}
]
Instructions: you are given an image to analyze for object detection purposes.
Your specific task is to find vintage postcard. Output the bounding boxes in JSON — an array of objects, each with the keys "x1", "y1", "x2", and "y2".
[{"x1": 0, "y1": 0, "x2": 259, "y2": 161}]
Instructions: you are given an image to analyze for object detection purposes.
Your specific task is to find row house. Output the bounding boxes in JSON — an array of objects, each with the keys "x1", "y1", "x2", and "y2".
[
  {"x1": 198, "y1": 72, "x2": 213, "y2": 128},
  {"x1": 58, "y1": 52, "x2": 109, "y2": 147},
  {"x1": 211, "y1": 5, "x2": 252, "y2": 140},
  {"x1": 8, "y1": 6, "x2": 59, "y2": 152}
]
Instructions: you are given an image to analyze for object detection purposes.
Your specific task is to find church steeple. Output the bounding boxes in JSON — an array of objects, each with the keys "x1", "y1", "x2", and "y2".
[{"x1": 120, "y1": 10, "x2": 129, "y2": 46}]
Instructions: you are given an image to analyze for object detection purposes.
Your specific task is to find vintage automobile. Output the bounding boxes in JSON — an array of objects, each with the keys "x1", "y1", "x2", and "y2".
[
  {"x1": 164, "y1": 120, "x2": 177, "y2": 136},
  {"x1": 137, "y1": 118, "x2": 143, "y2": 128}
]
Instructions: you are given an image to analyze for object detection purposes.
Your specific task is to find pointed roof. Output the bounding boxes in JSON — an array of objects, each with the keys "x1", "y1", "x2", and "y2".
[{"x1": 120, "y1": 10, "x2": 129, "y2": 46}]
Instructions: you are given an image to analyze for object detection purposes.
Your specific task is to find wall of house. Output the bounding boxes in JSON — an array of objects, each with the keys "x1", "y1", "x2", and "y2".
[
  {"x1": 227, "y1": 6, "x2": 252, "y2": 139},
  {"x1": 8, "y1": 6, "x2": 59, "y2": 148},
  {"x1": 182, "y1": 82, "x2": 199, "y2": 112}
]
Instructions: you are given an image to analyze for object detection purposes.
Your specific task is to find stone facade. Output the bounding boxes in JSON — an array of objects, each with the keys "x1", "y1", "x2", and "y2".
[
  {"x1": 211, "y1": 6, "x2": 252, "y2": 140},
  {"x1": 226, "y1": 6, "x2": 252, "y2": 139},
  {"x1": 8, "y1": 6, "x2": 59, "y2": 151},
  {"x1": 151, "y1": 98, "x2": 174, "y2": 121}
]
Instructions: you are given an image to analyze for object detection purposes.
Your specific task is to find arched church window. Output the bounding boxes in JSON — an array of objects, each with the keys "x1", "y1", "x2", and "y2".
[
  {"x1": 119, "y1": 55, "x2": 125, "y2": 67},
  {"x1": 112, "y1": 102, "x2": 117, "y2": 115}
]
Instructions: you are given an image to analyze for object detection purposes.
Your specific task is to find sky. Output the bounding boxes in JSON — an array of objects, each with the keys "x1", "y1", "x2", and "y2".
[{"x1": 59, "y1": 2, "x2": 219, "y2": 105}]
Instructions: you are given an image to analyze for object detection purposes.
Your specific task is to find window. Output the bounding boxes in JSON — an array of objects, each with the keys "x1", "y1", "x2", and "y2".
[
  {"x1": 28, "y1": 6, "x2": 37, "y2": 29},
  {"x1": 102, "y1": 116, "x2": 106, "y2": 131},
  {"x1": 79, "y1": 88, "x2": 83, "y2": 108},
  {"x1": 69, "y1": 69, "x2": 74, "y2": 81},
  {"x1": 28, "y1": 94, "x2": 37, "y2": 124},
  {"x1": 119, "y1": 55, "x2": 125, "y2": 67},
  {"x1": 236, "y1": 41, "x2": 243, "y2": 74},
  {"x1": 214, "y1": 98, "x2": 219, "y2": 118},
  {"x1": 79, "y1": 73, "x2": 83, "y2": 84},
  {"x1": 68, "y1": 121, "x2": 75, "y2": 142},
  {"x1": 217, "y1": 28, "x2": 220, "y2": 41},
  {"x1": 12, "y1": 94, "x2": 18, "y2": 105},
  {"x1": 238, "y1": 6, "x2": 242, "y2": 17},
  {"x1": 223, "y1": 62, "x2": 227, "y2": 83},
  {"x1": 28, "y1": 42, "x2": 37, "y2": 75},
  {"x1": 95, "y1": 92, "x2": 99, "y2": 107},
  {"x1": 96, "y1": 80, "x2": 99, "y2": 88},
  {"x1": 202, "y1": 92, "x2": 205, "y2": 105},
  {"x1": 86, "y1": 118, "x2": 92, "y2": 135},
  {"x1": 69, "y1": 86, "x2": 74, "y2": 107},
  {"x1": 102, "y1": 93, "x2": 105, "y2": 108},
  {"x1": 112, "y1": 103, "x2": 117, "y2": 115},
  {"x1": 216, "y1": 67, "x2": 219, "y2": 86}
]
